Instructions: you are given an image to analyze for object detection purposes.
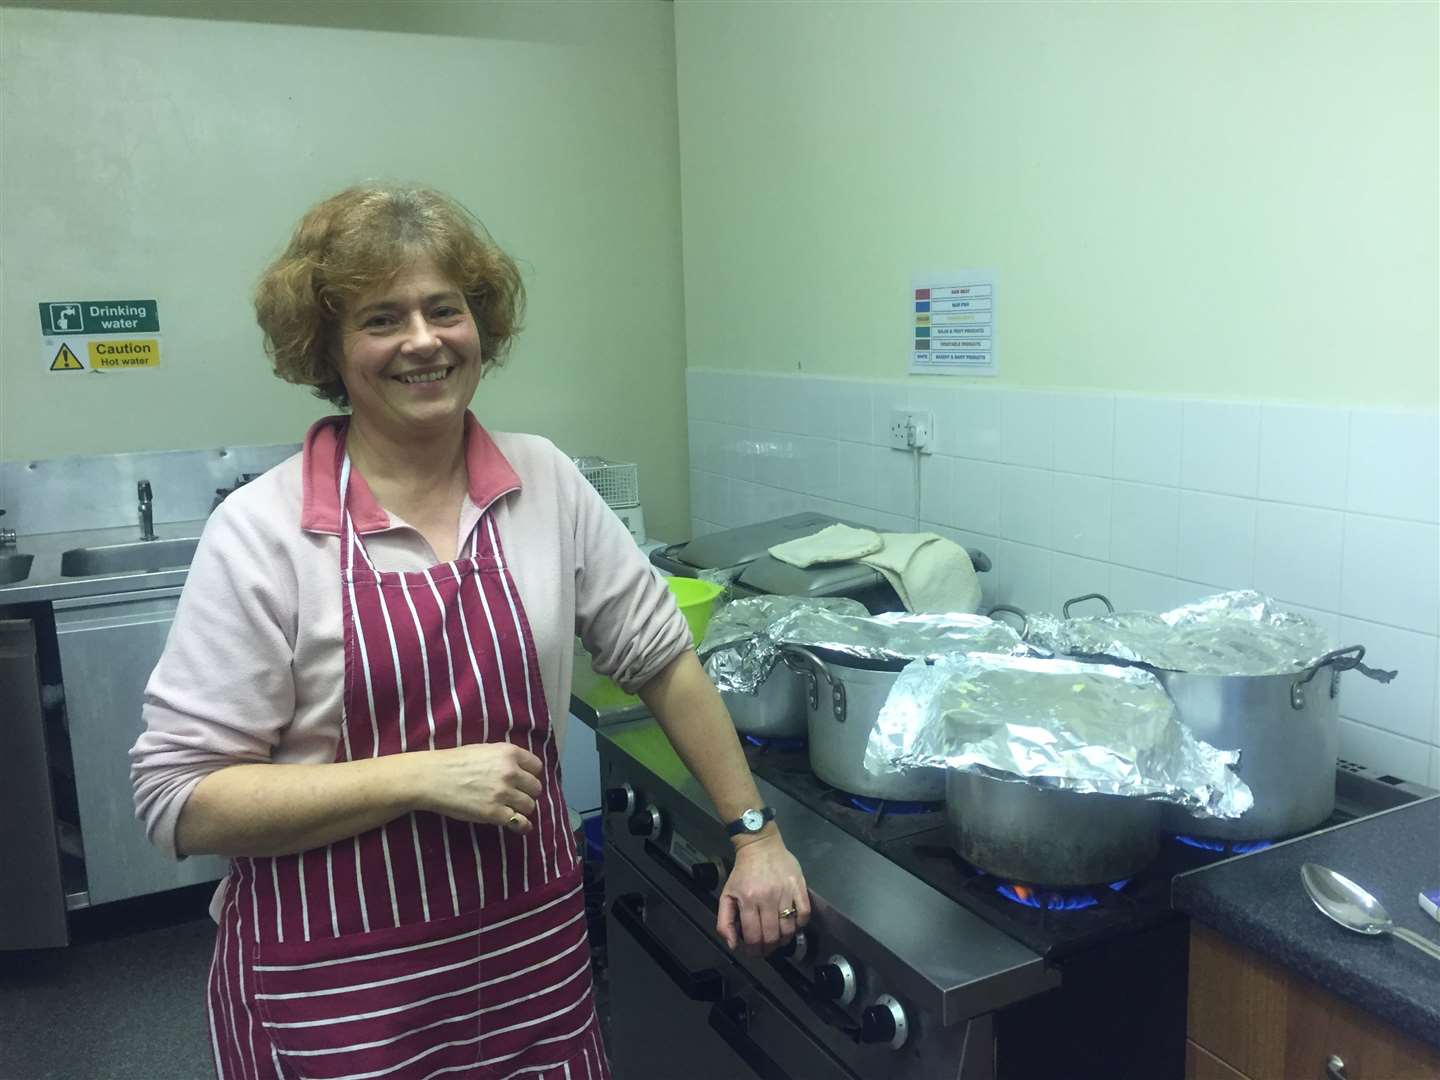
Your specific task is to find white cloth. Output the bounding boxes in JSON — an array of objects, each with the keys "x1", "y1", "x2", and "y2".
[
  {"x1": 861, "y1": 532, "x2": 981, "y2": 615},
  {"x1": 768, "y1": 523, "x2": 883, "y2": 567},
  {"x1": 767, "y1": 527, "x2": 981, "y2": 614}
]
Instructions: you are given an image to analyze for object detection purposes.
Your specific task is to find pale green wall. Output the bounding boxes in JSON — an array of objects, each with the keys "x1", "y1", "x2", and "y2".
[
  {"x1": 0, "y1": 0, "x2": 692, "y2": 539},
  {"x1": 675, "y1": 1, "x2": 1438, "y2": 407}
]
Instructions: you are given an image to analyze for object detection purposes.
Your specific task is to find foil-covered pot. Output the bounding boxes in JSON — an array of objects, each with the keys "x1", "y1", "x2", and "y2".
[{"x1": 865, "y1": 652, "x2": 1253, "y2": 819}]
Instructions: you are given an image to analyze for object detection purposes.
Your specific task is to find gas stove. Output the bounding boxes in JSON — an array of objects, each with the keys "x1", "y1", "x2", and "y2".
[{"x1": 596, "y1": 718, "x2": 1433, "y2": 1080}]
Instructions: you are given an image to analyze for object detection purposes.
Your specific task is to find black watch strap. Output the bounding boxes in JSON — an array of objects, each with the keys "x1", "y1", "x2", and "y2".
[{"x1": 724, "y1": 806, "x2": 776, "y2": 837}]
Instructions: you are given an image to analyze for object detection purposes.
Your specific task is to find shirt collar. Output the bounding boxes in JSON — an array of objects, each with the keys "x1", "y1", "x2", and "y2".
[{"x1": 299, "y1": 412, "x2": 521, "y2": 535}]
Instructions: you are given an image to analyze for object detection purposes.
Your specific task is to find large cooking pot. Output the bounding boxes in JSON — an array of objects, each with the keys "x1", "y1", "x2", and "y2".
[
  {"x1": 780, "y1": 645, "x2": 944, "y2": 801},
  {"x1": 1002, "y1": 594, "x2": 1388, "y2": 842},
  {"x1": 720, "y1": 660, "x2": 807, "y2": 739},
  {"x1": 946, "y1": 769, "x2": 1162, "y2": 886}
]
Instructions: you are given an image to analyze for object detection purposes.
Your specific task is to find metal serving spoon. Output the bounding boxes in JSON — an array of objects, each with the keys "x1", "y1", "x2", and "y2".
[{"x1": 1301, "y1": 863, "x2": 1440, "y2": 961}]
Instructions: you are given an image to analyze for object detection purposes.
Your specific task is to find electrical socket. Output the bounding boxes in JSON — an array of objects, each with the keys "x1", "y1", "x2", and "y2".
[{"x1": 888, "y1": 409, "x2": 934, "y2": 454}]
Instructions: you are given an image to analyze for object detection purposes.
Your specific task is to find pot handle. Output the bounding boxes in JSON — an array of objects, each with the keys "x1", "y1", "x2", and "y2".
[
  {"x1": 1062, "y1": 592, "x2": 1115, "y2": 618},
  {"x1": 780, "y1": 644, "x2": 847, "y2": 724},
  {"x1": 987, "y1": 604, "x2": 1030, "y2": 638},
  {"x1": 1290, "y1": 645, "x2": 1398, "y2": 709}
]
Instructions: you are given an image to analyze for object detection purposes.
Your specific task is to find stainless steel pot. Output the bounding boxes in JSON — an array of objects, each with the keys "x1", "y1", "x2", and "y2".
[
  {"x1": 946, "y1": 769, "x2": 1162, "y2": 886},
  {"x1": 721, "y1": 661, "x2": 807, "y2": 739},
  {"x1": 1156, "y1": 647, "x2": 1366, "y2": 841},
  {"x1": 1027, "y1": 594, "x2": 1392, "y2": 841},
  {"x1": 781, "y1": 645, "x2": 945, "y2": 801}
]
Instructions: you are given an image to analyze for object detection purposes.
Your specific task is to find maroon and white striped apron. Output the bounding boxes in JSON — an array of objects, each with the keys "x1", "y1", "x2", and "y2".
[{"x1": 206, "y1": 454, "x2": 609, "y2": 1080}]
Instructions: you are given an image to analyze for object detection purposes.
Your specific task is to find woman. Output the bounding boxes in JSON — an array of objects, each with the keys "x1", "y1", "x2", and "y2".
[{"x1": 130, "y1": 185, "x2": 810, "y2": 1080}]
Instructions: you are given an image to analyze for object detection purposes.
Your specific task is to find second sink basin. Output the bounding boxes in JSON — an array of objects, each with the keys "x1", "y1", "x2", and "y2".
[
  {"x1": 0, "y1": 552, "x2": 33, "y2": 585},
  {"x1": 60, "y1": 538, "x2": 201, "y2": 577}
]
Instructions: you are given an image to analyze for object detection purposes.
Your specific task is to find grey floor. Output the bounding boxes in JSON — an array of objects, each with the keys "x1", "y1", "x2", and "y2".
[
  {"x1": 0, "y1": 882, "x2": 220, "y2": 1080},
  {"x1": 0, "y1": 876, "x2": 614, "y2": 1080}
]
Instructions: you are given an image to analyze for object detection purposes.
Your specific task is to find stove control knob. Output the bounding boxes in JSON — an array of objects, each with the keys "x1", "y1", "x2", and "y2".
[
  {"x1": 813, "y1": 955, "x2": 857, "y2": 1006},
  {"x1": 604, "y1": 785, "x2": 636, "y2": 815},
  {"x1": 627, "y1": 804, "x2": 663, "y2": 839},
  {"x1": 860, "y1": 994, "x2": 909, "y2": 1050},
  {"x1": 691, "y1": 861, "x2": 721, "y2": 892},
  {"x1": 777, "y1": 930, "x2": 810, "y2": 963}
]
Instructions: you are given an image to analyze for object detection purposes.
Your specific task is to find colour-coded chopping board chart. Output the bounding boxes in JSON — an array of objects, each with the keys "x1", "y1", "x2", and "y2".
[{"x1": 911, "y1": 272, "x2": 996, "y2": 375}]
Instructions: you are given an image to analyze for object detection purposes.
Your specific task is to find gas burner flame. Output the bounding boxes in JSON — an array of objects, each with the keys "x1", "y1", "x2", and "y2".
[
  {"x1": 742, "y1": 734, "x2": 807, "y2": 752},
  {"x1": 845, "y1": 795, "x2": 941, "y2": 816},
  {"x1": 1173, "y1": 834, "x2": 1273, "y2": 855},
  {"x1": 995, "y1": 878, "x2": 1131, "y2": 911}
]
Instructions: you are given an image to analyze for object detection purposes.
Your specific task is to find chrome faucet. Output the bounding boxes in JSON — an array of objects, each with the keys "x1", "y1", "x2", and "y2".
[
  {"x1": 0, "y1": 509, "x2": 14, "y2": 548},
  {"x1": 138, "y1": 480, "x2": 156, "y2": 541}
]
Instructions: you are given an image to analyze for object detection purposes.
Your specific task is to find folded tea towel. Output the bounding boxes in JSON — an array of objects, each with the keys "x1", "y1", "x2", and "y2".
[
  {"x1": 861, "y1": 532, "x2": 981, "y2": 615},
  {"x1": 768, "y1": 524, "x2": 883, "y2": 567},
  {"x1": 768, "y1": 527, "x2": 981, "y2": 614}
]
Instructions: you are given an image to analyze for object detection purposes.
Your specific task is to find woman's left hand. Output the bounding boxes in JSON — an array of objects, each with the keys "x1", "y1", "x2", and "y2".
[{"x1": 717, "y1": 832, "x2": 810, "y2": 956}]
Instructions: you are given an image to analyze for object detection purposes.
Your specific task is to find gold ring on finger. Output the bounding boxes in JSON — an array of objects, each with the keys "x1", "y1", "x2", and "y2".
[
  {"x1": 507, "y1": 813, "x2": 523, "y2": 829},
  {"x1": 778, "y1": 906, "x2": 797, "y2": 919}
]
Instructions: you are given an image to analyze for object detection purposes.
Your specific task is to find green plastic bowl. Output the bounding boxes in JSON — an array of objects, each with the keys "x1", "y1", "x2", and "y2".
[{"x1": 666, "y1": 576, "x2": 724, "y2": 645}]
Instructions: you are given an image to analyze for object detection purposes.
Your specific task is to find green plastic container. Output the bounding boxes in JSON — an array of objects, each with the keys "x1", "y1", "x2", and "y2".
[{"x1": 666, "y1": 576, "x2": 724, "y2": 644}]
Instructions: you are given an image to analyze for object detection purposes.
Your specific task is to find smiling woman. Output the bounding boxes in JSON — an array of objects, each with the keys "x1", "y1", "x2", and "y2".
[{"x1": 128, "y1": 183, "x2": 811, "y2": 1080}]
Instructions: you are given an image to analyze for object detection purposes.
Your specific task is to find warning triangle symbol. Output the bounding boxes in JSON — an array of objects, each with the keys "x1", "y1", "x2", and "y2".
[{"x1": 51, "y1": 343, "x2": 84, "y2": 371}]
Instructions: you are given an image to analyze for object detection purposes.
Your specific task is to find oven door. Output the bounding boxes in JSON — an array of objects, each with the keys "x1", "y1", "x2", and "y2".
[{"x1": 606, "y1": 847, "x2": 856, "y2": 1080}]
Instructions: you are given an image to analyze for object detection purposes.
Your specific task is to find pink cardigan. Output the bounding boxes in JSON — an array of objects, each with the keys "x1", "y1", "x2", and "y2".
[{"x1": 131, "y1": 415, "x2": 690, "y2": 860}]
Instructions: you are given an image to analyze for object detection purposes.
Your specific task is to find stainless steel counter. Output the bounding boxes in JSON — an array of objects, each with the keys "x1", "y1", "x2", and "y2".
[{"x1": 0, "y1": 519, "x2": 207, "y2": 606}]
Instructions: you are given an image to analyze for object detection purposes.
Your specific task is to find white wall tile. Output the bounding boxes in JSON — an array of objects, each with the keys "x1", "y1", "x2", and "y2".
[
  {"x1": 830, "y1": 380, "x2": 875, "y2": 443},
  {"x1": 716, "y1": 425, "x2": 756, "y2": 481},
  {"x1": 1108, "y1": 566, "x2": 1180, "y2": 612},
  {"x1": 1181, "y1": 401, "x2": 1261, "y2": 497},
  {"x1": 1252, "y1": 503, "x2": 1344, "y2": 612},
  {"x1": 1000, "y1": 390, "x2": 1055, "y2": 469},
  {"x1": 835, "y1": 442, "x2": 875, "y2": 509},
  {"x1": 1430, "y1": 746, "x2": 1440, "y2": 789},
  {"x1": 1257, "y1": 404, "x2": 1349, "y2": 510},
  {"x1": 1052, "y1": 473, "x2": 1111, "y2": 560},
  {"x1": 871, "y1": 381, "x2": 933, "y2": 448},
  {"x1": 797, "y1": 436, "x2": 840, "y2": 503},
  {"x1": 999, "y1": 466, "x2": 1053, "y2": 548},
  {"x1": 1338, "y1": 719, "x2": 1431, "y2": 785},
  {"x1": 1177, "y1": 492, "x2": 1256, "y2": 590},
  {"x1": 1347, "y1": 409, "x2": 1440, "y2": 524},
  {"x1": 1114, "y1": 396, "x2": 1183, "y2": 486},
  {"x1": 919, "y1": 454, "x2": 955, "y2": 527},
  {"x1": 1337, "y1": 619, "x2": 1438, "y2": 745},
  {"x1": 952, "y1": 458, "x2": 1003, "y2": 536},
  {"x1": 707, "y1": 371, "x2": 744, "y2": 426},
  {"x1": 1051, "y1": 392, "x2": 1115, "y2": 478},
  {"x1": 1109, "y1": 481, "x2": 1179, "y2": 574},
  {"x1": 1051, "y1": 554, "x2": 1112, "y2": 615},
  {"x1": 945, "y1": 387, "x2": 1004, "y2": 461},
  {"x1": 874, "y1": 446, "x2": 918, "y2": 521},
  {"x1": 995, "y1": 541, "x2": 1052, "y2": 614},
  {"x1": 1340, "y1": 516, "x2": 1440, "y2": 634},
  {"x1": 690, "y1": 517, "x2": 719, "y2": 538}
]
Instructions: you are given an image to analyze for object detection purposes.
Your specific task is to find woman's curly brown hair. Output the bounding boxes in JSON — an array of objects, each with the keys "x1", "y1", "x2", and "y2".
[{"x1": 255, "y1": 185, "x2": 525, "y2": 407}]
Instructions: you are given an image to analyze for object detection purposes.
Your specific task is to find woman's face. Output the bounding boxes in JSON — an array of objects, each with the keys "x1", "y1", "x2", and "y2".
[{"x1": 336, "y1": 256, "x2": 484, "y2": 437}]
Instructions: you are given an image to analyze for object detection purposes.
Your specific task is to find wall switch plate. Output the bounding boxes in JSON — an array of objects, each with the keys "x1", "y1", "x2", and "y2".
[{"x1": 888, "y1": 409, "x2": 934, "y2": 454}]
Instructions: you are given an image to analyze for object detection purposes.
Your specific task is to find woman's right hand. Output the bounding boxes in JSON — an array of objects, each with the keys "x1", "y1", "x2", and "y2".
[{"x1": 408, "y1": 744, "x2": 545, "y2": 833}]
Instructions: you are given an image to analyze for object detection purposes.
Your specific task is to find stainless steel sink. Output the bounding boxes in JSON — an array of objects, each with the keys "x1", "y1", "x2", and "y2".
[
  {"x1": 0, "y1": 552, "x2": 33, "y2": 585},
  {"x1": 60, "y1": 538, "x2": 200, "y2": 577}
]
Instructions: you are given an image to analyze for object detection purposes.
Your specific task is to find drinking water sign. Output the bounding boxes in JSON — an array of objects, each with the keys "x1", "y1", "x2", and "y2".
[{"x1": 39, "y1": 299, "x2": 162, "y2": 372}]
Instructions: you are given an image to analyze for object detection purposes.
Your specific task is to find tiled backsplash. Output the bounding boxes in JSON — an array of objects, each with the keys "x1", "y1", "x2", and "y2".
[{"x1": 685, "y1": 369, "x2": 1440, "y2": 789}]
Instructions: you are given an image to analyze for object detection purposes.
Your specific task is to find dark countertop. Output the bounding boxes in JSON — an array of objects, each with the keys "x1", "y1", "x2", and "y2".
[{"x1": 1173, "y1": 795, "x2": 1440, "y2": 1050}]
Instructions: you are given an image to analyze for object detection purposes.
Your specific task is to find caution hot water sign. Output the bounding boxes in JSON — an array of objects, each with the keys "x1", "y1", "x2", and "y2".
[{"x1": 40, "y1": 299, "x2": 161, "y2": 372}]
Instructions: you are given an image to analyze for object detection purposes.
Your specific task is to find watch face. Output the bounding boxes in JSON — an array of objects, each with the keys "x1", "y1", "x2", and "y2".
[{"x1": 741, "y1": 809, "x2": 763, "y2": 832}]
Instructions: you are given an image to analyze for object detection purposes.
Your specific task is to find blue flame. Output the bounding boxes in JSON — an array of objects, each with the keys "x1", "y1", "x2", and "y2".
[
  {"x1": 996, "y1": 883, "x2": 1100, "y2": 911},
  {"x1": 743, "y1": 735, "x2": 807, "y2": 752},
  {"x1": 846, "y1": 795, "x2": 941, "y2": 815},
  {"x1": 1174, "y1": 834, "x2": 1274, "y2": 855}
]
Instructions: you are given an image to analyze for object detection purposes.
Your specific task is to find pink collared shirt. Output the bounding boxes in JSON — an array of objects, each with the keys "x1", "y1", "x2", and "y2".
[{"x1": 131, "y1": 415, "x2": 690, "y2": 860}]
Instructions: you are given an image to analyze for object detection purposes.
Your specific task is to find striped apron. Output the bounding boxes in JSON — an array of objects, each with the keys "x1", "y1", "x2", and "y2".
[{"x1": 206, "y1": 455, "x2": 609, "y2": 1080}]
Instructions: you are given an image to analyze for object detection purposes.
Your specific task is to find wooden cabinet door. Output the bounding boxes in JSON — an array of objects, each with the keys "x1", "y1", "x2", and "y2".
[{"x1": 1188, "y1": 924, "x2": 1440, "y2": 1080}]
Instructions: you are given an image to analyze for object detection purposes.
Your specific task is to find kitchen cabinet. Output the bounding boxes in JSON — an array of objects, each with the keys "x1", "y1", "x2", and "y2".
[
  {"x1": 53, "y1": 588, "x2": 228, "y2": 905},
  {"x1": 1186, "y1": 923, "x2": 1440, "y2": 1080}
]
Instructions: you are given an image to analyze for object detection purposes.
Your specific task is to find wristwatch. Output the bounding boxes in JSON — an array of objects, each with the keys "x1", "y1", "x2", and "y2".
[{"x1": 724, "y1": 806, "x2": 776, "y2": 837}]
